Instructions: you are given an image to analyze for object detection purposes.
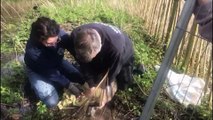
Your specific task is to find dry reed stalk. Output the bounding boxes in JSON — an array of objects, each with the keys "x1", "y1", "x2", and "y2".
[
  {"x1": 203, "y1": 49, "x2": 212, "y2": 95},
  {"x1": 195, "y1": 40, "x2": 204, "y2": 76},
  {"x1": 154, "y1": 0, "x2": 165, "y2": 39},
  {"x1": 180, "y1": 19, "x2": 197, "y2": 71},
  {"x1": 76, "y1": 70, "x2": 110, "y2": 111},
  {"x1": 160, "y1": 0, "x2": 172, "y2": 43},
  {"x1": 188, "y1": 37, "x2": 199, "y2": 73},
  {"x1": 1, "y1": 4, "x2": 13, "y2": 18},
  {"x1": 149, "y1": 0, "x2": 158, "y2": 34},
  {"x1": 164, "y1": 0, "x2": 178, "y2": 45}
]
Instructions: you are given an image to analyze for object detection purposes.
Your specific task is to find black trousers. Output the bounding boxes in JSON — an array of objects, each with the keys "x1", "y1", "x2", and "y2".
[{"x1": 116, "y1": 56, "x2": 134, "y2": 90}]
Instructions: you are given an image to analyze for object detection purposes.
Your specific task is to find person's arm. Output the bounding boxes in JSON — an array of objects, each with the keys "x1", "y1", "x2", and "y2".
[
  {"x1": 61, "y1": 29, "x2": 76, "y2": 55},
  {"x1": 78, "y1": 50, "x2": 122, "y2": 87},
  {"x1": 65, "y1": 29, "x2": 96, "y2": 86},
  {"x1": 25, "y1": 48, "x2": 83, "y2": 96},
  {"x1": 59, "y1": 29, "x2": 69, "y2": 41},
  {"x1": 107, "y1": 50, "x2": 123, "y2": 84},
  {"x1": 25, "y1": 48, "x2": 70, "y2": 87},
  {"x1": 194, "y1": 0, "x2": 212, "y2": 42},
  {"x1": 77, "y1": 63, "x2": 96, "y2": 87}
]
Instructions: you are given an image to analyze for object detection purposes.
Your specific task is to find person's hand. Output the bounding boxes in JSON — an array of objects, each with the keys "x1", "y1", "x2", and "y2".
[
  {"x1": 84, "y1": 87, "x2": 95, "y2": 97},
  {"x1": 68, "y1": 82, "x2": 82, "y2": 97}
]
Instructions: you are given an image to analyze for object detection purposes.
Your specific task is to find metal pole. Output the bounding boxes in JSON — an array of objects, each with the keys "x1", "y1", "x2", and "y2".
[{"x1": 140, "y1": 0, "x2": 196, "y2": 119}]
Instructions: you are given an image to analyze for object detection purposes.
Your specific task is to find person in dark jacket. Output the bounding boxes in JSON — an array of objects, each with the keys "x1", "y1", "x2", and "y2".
[
  {"x1": 24, "y1": 17, "x2": 84, "y2": 108},
  {"x1": 63, "y1": 22, "x2": 134, "y2": 107},
  {"x1": 194, "y1": 0, "x2": 212, "y2": 42}
]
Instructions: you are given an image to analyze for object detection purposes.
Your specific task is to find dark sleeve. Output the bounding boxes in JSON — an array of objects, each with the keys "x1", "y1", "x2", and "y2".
[
  {"x1": 25, "y1": 49, "x2": 70, "y2": 87},
  {"x1": 80, "y1": 64, "x2": 96, "y2": 87},
  {"x1": 108, "y1": 50, "x2": 123, "y2": 84},
  {"x1": 62, "y1": 30, "x2": 76, "y2": 56},
  {"x1": 59, "y1": 29, "x2": 69, "y2": 38},
  {"x1": 194, "y1": 0, "x2": 212, "y2": 42},
  {"x1": 80, "y1": 48, "x2": 123, "y2": 87},
  {"x1": 58, "y1": 30, "x2": 72, "y2": 49}
]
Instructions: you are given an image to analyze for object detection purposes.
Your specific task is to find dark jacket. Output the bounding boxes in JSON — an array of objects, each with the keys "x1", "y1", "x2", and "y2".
[
  {"x1": 24, "y1": 30, "x2": 71, "y2": 87},
  {"x1": 64, "y1": 23, "x2": 134, "y2": 87},
  {"x1": 194, "y1": 0, "x2": 212, "y2": 42}
]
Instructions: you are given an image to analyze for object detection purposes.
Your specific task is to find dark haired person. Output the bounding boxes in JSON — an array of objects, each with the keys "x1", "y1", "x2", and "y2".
[
  {"x1": 65, "y1": 22, "x2": 134, "y2": 108},
  {"x1": 24, "y1": 17, "x2": 84, "y2": 108}
]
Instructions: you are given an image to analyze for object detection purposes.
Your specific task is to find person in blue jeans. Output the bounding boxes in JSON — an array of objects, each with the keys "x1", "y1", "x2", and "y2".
[{"x1": 24, "y1": 17, "x2": 85, "y2": 108}]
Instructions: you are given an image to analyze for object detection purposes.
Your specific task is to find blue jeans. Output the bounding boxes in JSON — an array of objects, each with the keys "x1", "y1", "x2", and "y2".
[{"x1": 26, "y1": 60, "x2": 83, "y2": 108}]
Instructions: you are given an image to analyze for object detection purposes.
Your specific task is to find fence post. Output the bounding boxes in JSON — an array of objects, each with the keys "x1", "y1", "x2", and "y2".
[{"x1": 139, "y1": 0, "x2": 196, "y2": 119}]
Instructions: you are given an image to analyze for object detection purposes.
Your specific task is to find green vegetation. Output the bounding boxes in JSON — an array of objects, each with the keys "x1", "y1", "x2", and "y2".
[
  {"x1": 1, "y1": 60, "x2": 25, "y2": 103},
  {"x1": 1, "y1": 0, "x2": 211, "y2": 119}
]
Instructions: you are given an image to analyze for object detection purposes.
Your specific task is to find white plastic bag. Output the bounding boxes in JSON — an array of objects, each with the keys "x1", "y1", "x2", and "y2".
[{"x1": 155, "y1": 65, "x2": 206, "y2": 106}]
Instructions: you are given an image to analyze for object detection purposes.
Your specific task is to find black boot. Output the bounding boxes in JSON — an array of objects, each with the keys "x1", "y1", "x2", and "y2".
[{"x1": 133, "y1": 63, "x2": 146, "y2": 75}]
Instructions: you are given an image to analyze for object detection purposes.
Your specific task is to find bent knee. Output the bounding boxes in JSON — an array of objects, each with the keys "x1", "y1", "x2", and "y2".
[{"x1": 42, "y1": 91, "x2": 59, "y2": 108}]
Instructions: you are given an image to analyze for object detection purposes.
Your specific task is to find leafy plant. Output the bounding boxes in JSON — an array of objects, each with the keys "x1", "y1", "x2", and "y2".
[{"x1": 36, "y1": 102, "x2": 47, "y2": 114}]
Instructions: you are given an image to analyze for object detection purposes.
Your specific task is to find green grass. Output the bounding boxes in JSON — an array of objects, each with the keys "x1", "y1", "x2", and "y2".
[
  {"x1": 1, "y1": 60, "x2": 25, "y2": 102},
  {"x1": 1, "y1": 0, "x2": 211, "y2": 119}
]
